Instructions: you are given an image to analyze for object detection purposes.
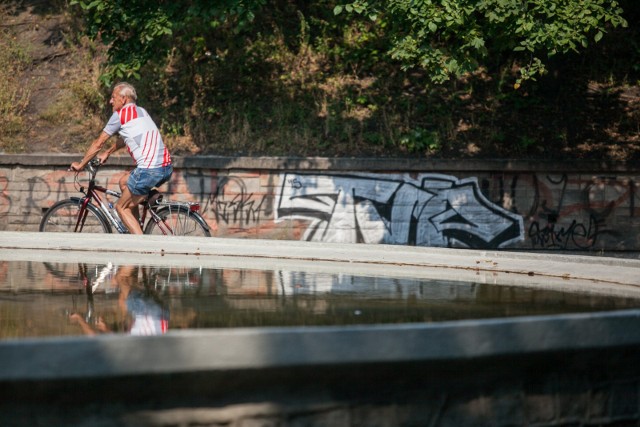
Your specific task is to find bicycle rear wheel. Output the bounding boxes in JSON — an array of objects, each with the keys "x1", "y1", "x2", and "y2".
[
  {"x1": 144, "y1": 205, "x2": 211, "y2": 237},
  {"x1": 40, "y1": 199, "x2": 111, "y2": 233}
]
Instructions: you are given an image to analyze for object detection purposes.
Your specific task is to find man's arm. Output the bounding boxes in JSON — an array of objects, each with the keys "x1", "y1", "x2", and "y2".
[
  {"x1": 97, "y1": 137, "x2": 125, "y2": 165},
  {"x1": 70, "y1": 131, "x2": 111, "y2": 171}
]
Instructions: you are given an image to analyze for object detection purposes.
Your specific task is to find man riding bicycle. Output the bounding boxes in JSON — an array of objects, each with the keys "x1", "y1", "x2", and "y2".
[{"x1": 70, "y1": 82, "x2": 172, "y2": 234}]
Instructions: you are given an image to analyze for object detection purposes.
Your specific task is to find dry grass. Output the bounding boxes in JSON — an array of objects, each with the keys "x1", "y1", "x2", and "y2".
[
  {"x1": 0, "y1": 5, "x2": 32, "y2": 152},
  {"x1": 38, "y1": 35, "x2": 107, "y2": 152}
]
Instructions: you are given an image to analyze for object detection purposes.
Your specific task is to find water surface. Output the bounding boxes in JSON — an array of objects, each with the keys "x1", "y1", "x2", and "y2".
[{"x1": 1, "y1": 260, "x2": 638, "y2": 339}]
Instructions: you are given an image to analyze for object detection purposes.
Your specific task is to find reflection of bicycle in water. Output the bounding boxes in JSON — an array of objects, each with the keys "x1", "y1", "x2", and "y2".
[
  {"x1": 63, "y1": 263, "x2": 113, "y2": 335},
  {"x1": 40, "y1": 159, "x2": 210, "y2": 236},
  {"x1": 67, "y1": 263, "x2": 170, "y2": 336}
]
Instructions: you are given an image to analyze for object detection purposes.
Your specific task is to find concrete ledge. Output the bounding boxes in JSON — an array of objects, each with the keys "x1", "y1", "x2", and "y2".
[
  {"x1": 1, "y1": 153, "x2": 638, "y2": 172},
  {"x1": 1, "y1": 309, "x2": 640, "y2": 382}
]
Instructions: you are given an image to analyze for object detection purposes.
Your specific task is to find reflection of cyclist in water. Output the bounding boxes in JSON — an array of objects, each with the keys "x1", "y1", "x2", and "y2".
[
  {"x1": 69, "y1": 265, "x2": 169, "y2": 336},
  {"x1": 123, "y1": 268, "x2": 170, "y2": 335}
]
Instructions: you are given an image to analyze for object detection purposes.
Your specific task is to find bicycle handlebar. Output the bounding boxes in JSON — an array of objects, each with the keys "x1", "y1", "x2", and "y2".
[{"x1": 84, "y1": 158, "x2": 101, "y2": 179}]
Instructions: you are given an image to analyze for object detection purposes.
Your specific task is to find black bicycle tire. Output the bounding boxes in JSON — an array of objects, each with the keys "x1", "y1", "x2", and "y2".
[
  {"x1": 143, "y1": 205, "x2": 211, "y2": 237},
  {"x1": 40, "y1": 199, "x2": 112, "y2": 233}
]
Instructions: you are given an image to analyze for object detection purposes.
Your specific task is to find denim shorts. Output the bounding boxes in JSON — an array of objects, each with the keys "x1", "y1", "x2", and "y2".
[{"x1": 127, "y1": 165, "x2": 173, "y2": 196}]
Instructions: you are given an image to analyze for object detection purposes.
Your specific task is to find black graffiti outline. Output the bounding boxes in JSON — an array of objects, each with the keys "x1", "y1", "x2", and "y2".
[
  {"x1": 181, "y1": 170, "x2": 270, "y2": 227},
  {"x1": 211, "y1": 176, "x2": 267, "y2": 226},
  {"x1": 528, "y1": 215, "x2": 598, "y2": 249}
]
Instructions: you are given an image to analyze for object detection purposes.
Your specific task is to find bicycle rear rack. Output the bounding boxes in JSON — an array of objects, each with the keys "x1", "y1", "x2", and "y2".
[{"x1": 155, "y1": 199, "x2": 202, "y2": 212}]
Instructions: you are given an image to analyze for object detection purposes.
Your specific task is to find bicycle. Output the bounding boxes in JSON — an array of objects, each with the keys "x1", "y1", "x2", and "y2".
[{"x1": 39, "y1": 159, "x2": 211, "y2": 237}]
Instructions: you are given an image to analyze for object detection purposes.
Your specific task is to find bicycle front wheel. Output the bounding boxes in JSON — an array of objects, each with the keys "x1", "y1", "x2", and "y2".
[
  {"x1": 40, "y1": 199, "x2": 112, "y2": 233},
  {"x1": 144, "y1": 206, "x2": 211, "y2": 237}
]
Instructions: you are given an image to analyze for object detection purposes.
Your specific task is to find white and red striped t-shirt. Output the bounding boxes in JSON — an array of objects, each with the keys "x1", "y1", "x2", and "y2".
[{"x1": 103, "y1": 103, "x2": 171, "y2": 169}]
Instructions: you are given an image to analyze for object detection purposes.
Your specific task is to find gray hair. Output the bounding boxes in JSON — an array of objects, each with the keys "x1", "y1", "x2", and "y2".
[{"x1": 114, "y1": 82, "x2": 137, "y2": 102}]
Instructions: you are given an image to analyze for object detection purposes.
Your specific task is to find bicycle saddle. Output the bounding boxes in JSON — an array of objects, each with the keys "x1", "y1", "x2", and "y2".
[{"x1": 145, "y1": 189, "x2": 163, "y2": 206}]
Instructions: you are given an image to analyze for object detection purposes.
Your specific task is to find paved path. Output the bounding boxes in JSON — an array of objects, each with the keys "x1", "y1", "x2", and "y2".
[{"x1": 1, "y1": 231, "x2": 639, "y2": 297}]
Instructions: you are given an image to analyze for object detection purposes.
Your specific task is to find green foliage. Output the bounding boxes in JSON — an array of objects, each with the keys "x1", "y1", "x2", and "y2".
[
  {"x1": 60, "y1": 0, "x2": 639, "y2": 159},
  {"x1": 399, "y1": 127, "x2": 441, "y2": 153},
  {"x1": 334, "y1": 0, "x2": 628, "y2": 85},
  {"x1": 69, "y1": 0, "x2": 266, "y2": 85},
  {"x1": 75, "y1": 0, "x2": 629, "y2": 89}
]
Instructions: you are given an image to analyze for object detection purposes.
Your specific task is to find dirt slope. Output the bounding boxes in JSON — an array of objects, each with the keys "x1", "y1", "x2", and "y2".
[{"x1": 2, "y1": 0, "x2": 104, "y2": 154}]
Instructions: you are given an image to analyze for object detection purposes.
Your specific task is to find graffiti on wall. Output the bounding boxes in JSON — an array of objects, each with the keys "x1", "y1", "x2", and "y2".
[
  {"x1": 5, "y1": 162, "x2": 640, "y2": 250},
  {"x1": 0, "y1": 175, "x2": 10, "y2": 212},
  {"x1": 182, "y1": 170, "x2": 269, "y2": 227},
  {"x1": 0, "y1": 175, "x2": 12, "y2": 230},
  {"x1": 524, "y1": 174, "x2": 634, "y2": 250},
  {"x1": 275, "y1": 173, "x2": 524, "y2": 249},
  {"x1": 210, "y1": 176, "x2": 267, "y2": 226},
  {"x1": 527, "y1": 174, "x2": 593, "y2": 249},
  {"x1": 26, "y1": 177, "x2": 50, "y2": 215}
]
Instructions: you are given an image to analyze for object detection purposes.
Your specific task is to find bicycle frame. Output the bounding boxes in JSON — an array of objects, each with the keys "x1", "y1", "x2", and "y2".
[{"x1": 76, "y1": 168, "x2": 127, "y2": 233}]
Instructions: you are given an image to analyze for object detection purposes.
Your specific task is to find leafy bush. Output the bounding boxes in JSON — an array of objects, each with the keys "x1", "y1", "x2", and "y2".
[
  {"x1": 54, "y1": 0, "x2": 640, "y2": 160},
  {"x1": 335, "y1": 0, "x2": 628, "y2": 86}
]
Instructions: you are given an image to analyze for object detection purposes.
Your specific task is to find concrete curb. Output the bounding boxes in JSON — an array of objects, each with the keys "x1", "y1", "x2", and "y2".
[{"x1": 2, "y1": 309, "x2": 640, "y2": 381}]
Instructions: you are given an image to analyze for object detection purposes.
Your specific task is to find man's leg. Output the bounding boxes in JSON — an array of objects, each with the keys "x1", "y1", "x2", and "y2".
[
  {"x1": 119, "y1": 172, "x2": 140, "y2": 222},
  {"x1": 116, "y1": 187, "x2": 146, "y2": 234}
]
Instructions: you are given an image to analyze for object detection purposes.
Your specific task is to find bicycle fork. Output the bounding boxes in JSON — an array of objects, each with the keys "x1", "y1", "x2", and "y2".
[{"x1": 75, "y1": 197, "x2": 93, "y2": 233}]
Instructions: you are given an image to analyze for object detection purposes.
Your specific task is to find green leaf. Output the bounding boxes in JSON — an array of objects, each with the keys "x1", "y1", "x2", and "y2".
[
  {"x1": 471, "y1": 37, "x2": 484, "y2": 49},
  {"x1": 594, "y1": 30, "x2": 603, "y2": 42},
  {"x1": 333, "y1": 5, "x2": 343, "y2": 15}
]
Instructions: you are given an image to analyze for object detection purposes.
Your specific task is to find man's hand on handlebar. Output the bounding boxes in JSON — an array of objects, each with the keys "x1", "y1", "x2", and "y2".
[
  {"x1": 97, "y1": 152, "x2": 109, "y2": 165},
  {"x1": 70, "y1": 158, "x2": 101, "y2": 172}
]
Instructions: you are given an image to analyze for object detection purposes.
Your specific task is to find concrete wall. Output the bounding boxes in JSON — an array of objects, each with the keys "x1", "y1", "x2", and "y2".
[
  {"x1": 3, "y1": 312, "x2": 640, "y2": 427},
  {"x1": 1, "y1": 154, "x2": 639, "y2": 251}
]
